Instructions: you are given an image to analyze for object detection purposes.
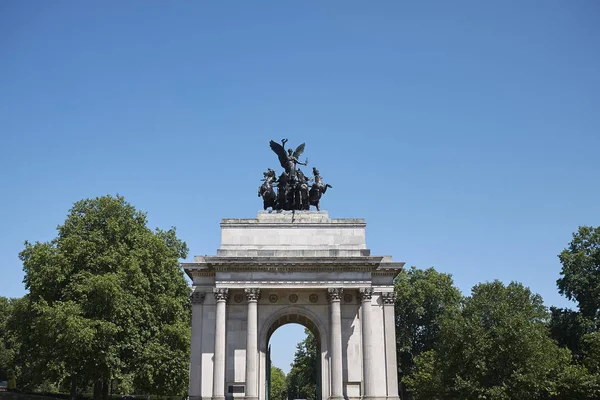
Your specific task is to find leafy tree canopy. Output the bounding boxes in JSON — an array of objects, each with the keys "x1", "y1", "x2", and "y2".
[
  {"x1": 15, "y1": 195, "x2": 190, "y2": 399},
  {"x1": 0, "y1": 296, "x2": 19, "y2": 384},
  {"x1": 548, "y1": 306, "x2": 596, "y2": 361},
  {"x1": 404, "y1": 280, "x2": 599, "y2": 399},
  {"x1": 394, "y1": 266, "x2": 462, "y2": 386},
  {"x1": 551, "y1": 225, "x2": 600, "y2": 370},
  {"x1": 270, "y1": 366, "x2": 287, "y2": 400},
  {"x1": 557, "y1": 226, "x2": 600, "y2": 320}
]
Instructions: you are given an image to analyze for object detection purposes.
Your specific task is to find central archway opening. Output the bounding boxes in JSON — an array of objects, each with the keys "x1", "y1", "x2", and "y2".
[{"x1": 264, "y1": 314, "x2": 323, "y2": 400}]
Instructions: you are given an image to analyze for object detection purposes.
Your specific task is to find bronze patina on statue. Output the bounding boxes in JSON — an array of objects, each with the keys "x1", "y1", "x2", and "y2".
[{"x1": 258, "y1": 139, "x2": 332, "y2": 211}]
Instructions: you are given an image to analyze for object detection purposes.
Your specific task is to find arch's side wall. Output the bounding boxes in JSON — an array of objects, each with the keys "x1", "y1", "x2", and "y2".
[{"x1": 226, "y1": 302, "x2": 249, "y2": 391}]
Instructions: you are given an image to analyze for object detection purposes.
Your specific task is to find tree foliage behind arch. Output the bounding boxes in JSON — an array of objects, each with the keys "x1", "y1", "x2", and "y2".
[
  {"x1": 15, "y1": 195, "x2": 191, "y2": 399},
  {"x1": 286, "y1": 329, "x2": 317, "y2": 400}
]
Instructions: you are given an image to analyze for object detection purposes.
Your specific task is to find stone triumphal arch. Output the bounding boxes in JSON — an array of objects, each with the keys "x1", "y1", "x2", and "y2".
[{"x1": 184, "y1": 211, "x2": 403, "y2": 400}]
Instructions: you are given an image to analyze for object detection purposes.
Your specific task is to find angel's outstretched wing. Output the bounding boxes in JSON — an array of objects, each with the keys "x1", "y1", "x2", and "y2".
[
  {"x1": 293, "y1": 143, "x2": 305, "y2": 159},
  {"x1": 269, "y1": 140, "x2": 287, "y2": 169}
]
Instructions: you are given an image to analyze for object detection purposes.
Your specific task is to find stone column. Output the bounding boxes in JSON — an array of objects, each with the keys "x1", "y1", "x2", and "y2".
[
  {"x1": 359, "y1": 288, "x2": 375, "y2": 400},
  {"x1": 327, "y1": 288, "x2": 344, "y2": 400},
  {"x1": 381, "y1": 292, "x2": 399, "y2": 400},
  {"x1": 212, "y1": 288, "x2": 229, "y2": 400},
  {"x1": 189, "y1": 290, "x2": 206, "y2": 400},
  {"x1": 244, "y1": 288, "x2": 261, "y2": 400}
]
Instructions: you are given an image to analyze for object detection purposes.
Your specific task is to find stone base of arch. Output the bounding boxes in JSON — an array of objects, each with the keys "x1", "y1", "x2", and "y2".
[{"x1": 183, "y1": 211, "x2": 403, "y2": 400}]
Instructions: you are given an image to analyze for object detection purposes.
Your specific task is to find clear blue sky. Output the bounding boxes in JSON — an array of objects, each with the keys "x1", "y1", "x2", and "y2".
[{"x1": 1, "y1": 1, "x2": 599, "y2": 374}]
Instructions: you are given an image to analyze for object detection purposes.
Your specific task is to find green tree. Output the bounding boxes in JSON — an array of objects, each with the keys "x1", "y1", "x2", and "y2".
[
  {"x1": 551, "y1": 226, "x2": 600, "y2": 372},
  {"x1": 270, "y1": 366, "x2": 287, "y2": 400},
  {"x1": 0, "y1": 297, "x2": 27, "y2": 390},
  {"x1": 286, "y1": 329, "x2": 317, "y2": 400},
  {"x1": 0, "y1": 297, "x2": 14, "y2": 383},
  {"x1": 548, "y1": 306, "x2": 595, "y2": 360},
  {"x1": 17, "y1": 195, "x2": 191, "y2": 399},
  {"x1": 557, "y1": 226, "x2": 600, "y2": 320},
  {"x1": 404, "y1": 281, "x2": 599, "y2": 399},
  {"x1": 582, "y1": 331, "x2": 600, "y2": 375},
  {"x1": 394, "y1": 267, "x2": 462, "y2": 395}
]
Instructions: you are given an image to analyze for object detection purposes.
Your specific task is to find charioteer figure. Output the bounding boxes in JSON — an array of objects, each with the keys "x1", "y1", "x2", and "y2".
[{"x1": 270, "y1": 139, "x2": 307, "y2": 183}]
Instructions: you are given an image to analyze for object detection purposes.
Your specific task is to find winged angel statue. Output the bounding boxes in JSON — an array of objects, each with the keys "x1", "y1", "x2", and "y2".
[{"x1": 258, "y1": 139, "x2": 332, "y2": 211}]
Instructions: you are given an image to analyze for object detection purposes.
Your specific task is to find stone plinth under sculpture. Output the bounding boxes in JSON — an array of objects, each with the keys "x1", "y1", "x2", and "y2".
[{"x1": 183, "y1": 211, "x2": 403, "y2": 400}]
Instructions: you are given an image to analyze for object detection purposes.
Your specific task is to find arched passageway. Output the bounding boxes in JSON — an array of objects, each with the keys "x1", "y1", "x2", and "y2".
[
  {"x1": 267, "y1": 323, "x2": 319, "y2": 400},
  {"x1": 260, "y1": 307, "x2": 329, "y2": 400}
]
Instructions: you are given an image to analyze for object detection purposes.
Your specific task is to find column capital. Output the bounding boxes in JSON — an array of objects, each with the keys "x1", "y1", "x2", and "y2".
[
  {"x1": 213, "y1": 288, "x2": 229, "y2": 302},
  {"x1": 358, "y1": 287, "x2": 373, "y2": 301},
  {"x1": 327, "y1": 287, "x2": 343, "y2": 302},
  {"x1": 190, "y1": 290, "x2": 206, "y2": 305},
  {"x1": 244, "y1": 288, "x2": 261, "y2": 302},
  {"x1": 381, "y1": 291, "x2": 396, "y2": 305}
]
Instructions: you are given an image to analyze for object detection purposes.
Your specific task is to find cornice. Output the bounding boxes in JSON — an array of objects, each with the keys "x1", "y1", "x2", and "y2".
[
  {"x1": 215, "y1": 280, "x2": 372, "y2": 288},
  {"x1": 221, "y1": 222, "x2": 367, "y2": 229},
  {"x1": 186, "y1": 256, "x2": 383, "y2": 266},
  {"x1": 214, "y1": 265, "x2": 375, "y2": 272},
  {"x1": 188, "y1": 270, "x2": 216, "y2": 278},
  {"x1": 182, "y1": 258, "x2": 404, "y2": 280}
]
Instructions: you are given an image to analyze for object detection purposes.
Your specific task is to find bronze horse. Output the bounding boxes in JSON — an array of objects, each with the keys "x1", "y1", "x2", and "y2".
[
  {"x1": 258, "y1": 169, "x2": 277, "y2": 210},
  {"x1": 309, "y1": 167, "x2": 332, "y2": 211}
]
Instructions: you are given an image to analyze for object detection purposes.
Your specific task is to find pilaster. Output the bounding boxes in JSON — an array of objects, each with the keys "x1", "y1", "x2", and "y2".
[
  {"x1": 189, "y1": 290, "x2": 206, "y2": 400},
  {"x1": 382, "y1": 292, "x2": 399, "y2": 400}
]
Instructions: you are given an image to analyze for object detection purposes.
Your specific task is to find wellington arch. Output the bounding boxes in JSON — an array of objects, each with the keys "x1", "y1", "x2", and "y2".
[{"x1": 183, "y1": 210, "x2": 404, "y2": 400}]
